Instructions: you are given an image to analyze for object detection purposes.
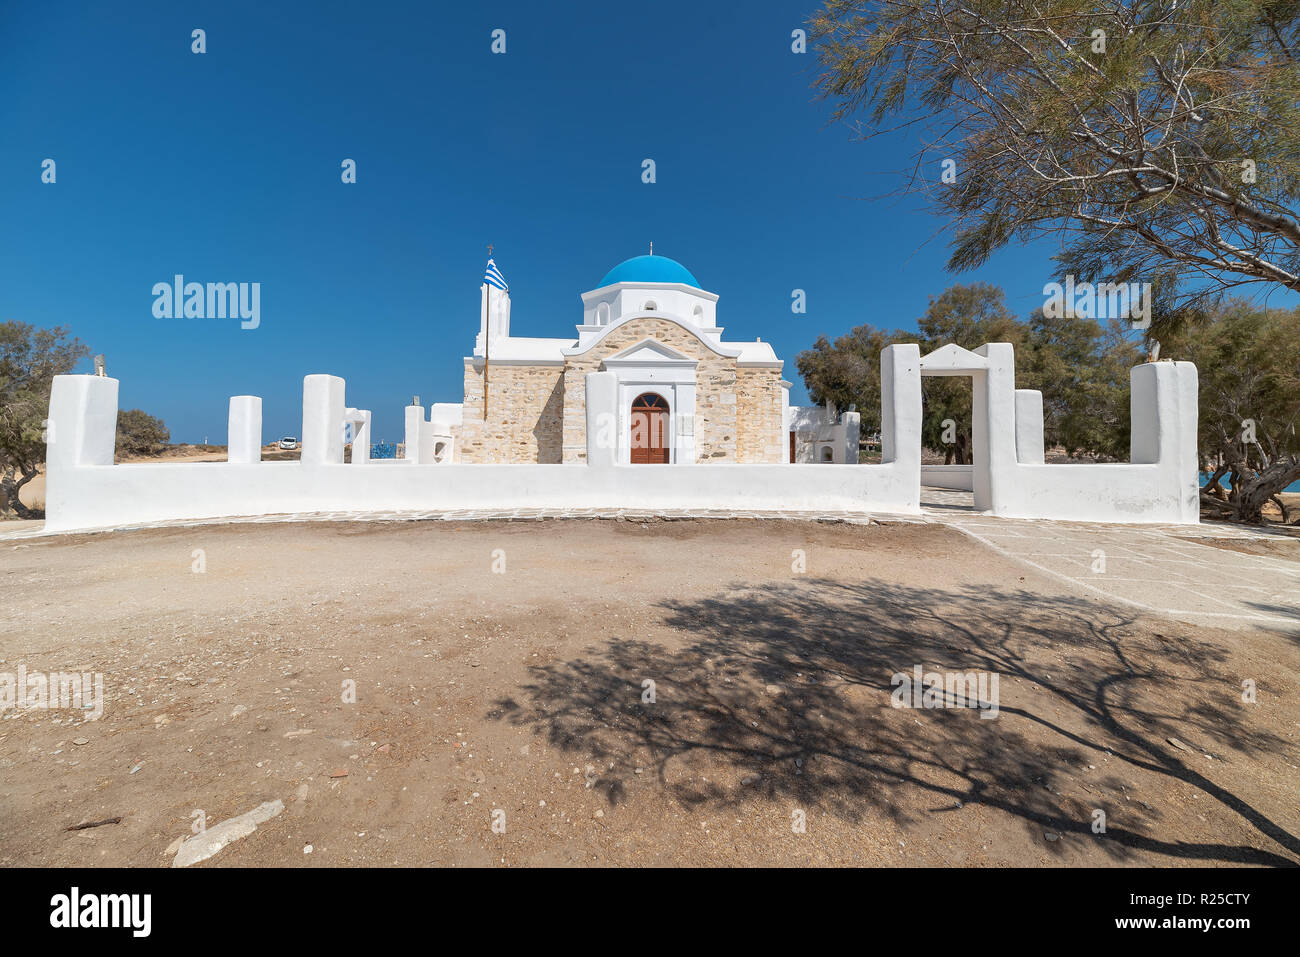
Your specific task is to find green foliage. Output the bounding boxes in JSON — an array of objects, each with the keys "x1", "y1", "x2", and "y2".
[
  {"x1": 795, "y1": 324, "x2": 914, "y2": 437},
  {"x1": 1159, "y1": 299, "x2": 1300, "y2": 521},
  {"x1": 115, "y1": 409, "x2": 170, "y2": 458},
  {"x1": 796, "y1": 283, "x2": 1144, "y2": 461},
  {"x1": 1021, "y1": 313, "x2": 1142, "y2": 458},
  {"x1": 809, "y1": 1, "x2": 1300, "y2": 316},
  {"x1": 1160, "y1": 300, "x2": 1300, "y2": 468},
  {"x1": 915, "y1": 284, "x2": 1023, "y2": 462},
  {"x1": 0, "y1": 322, "x2": 89, "y2": 516}
]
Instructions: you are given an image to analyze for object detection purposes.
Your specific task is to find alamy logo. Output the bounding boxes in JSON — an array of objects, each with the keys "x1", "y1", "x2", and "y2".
[
  {"x1": 1, "y1": 666, "x2": 104, "y2": 720},
  {"x1": 152, "y1": 274, "x2": 260, "y2": 329},
  {"x1": 890, "y1": 665, "x2": 1000, "y2": 718},
  {"x1": 49, "y1": 887, "x2": 151, "y2": 937},
  {"x1": 1042, "y1": 275, "x2": 1151, "y2": 330}
]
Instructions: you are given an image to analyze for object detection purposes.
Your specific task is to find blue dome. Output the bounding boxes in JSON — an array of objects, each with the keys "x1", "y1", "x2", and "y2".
[{"x1": 598, "y1": 254, "x2": 700, "y2": 289}]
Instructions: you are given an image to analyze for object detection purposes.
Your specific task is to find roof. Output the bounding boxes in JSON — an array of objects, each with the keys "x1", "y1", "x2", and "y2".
[{"x1": 597, "y1": 255, "x2": 700, "y2": 289}]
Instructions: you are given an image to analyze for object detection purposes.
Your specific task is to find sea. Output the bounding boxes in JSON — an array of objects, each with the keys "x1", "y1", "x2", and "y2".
[{"x1": 1199, "y1": 473, "x2": 1300, "y2": 492}]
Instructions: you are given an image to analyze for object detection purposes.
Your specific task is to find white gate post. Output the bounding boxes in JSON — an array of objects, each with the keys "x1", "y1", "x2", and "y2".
[
  {"x1": 302, "y1": 375, "x2": 346, "y2": 465},
  {"x1": 228, "y1": 396, "x2": 262, "y2": 464}
]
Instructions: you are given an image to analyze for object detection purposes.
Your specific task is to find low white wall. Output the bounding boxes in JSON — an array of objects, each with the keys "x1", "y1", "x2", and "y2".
[
  {"x1": 43, "y1": 461, "x2": 921, "y2": 532},
  {"x1": 997, "y1": 463, "x2": 1176, "y2": 523},
  {"x1": 43, "y1": 356, "x2": 924, "y2": 532},
  {"x1": 42, "y1": 347, "x2": 1200, "y2": 531},
  {"x1": 998, "y1": 361, "x2": 1198, "y2": 524},
  {"x1": 962, "y1": 346, "x2": 1198, "y2": 524},
  {"x1": 920, "y1": 465, "x2": 973, "y2": 491}
]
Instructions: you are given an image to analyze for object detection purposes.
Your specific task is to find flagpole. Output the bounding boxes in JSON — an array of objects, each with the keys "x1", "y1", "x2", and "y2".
[{"x1": 483, "y1": 245, "x2": 491, "y2": 421}]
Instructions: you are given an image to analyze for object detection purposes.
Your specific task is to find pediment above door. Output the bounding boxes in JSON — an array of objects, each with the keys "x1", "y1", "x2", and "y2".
[{"x1": 602, "y1": 339, "x2": 699, "y2": 367}]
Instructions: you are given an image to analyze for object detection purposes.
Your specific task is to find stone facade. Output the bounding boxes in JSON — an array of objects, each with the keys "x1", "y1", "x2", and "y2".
[
  {"x1": 560, "y1": 317, "x2": 749, "y2": 463},
  {"x1": 457, "y1": 318, "x2": 785, "y2": 465},
  {"x1": 458, "y1": 360, "x2": 564, "y2": 463},
  {"x1": 457, "y1": 256, "x2": 787, "y2": 465},
  {"x1": 735, "y1": 367, "x2": 785, "y2": 463}
]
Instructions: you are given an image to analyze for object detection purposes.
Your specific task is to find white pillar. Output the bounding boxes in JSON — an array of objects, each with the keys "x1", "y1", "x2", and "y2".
[
  {"x1": 404, "y1": 404, "x2": 427, "y2": 463},
  {"x1": 228, "y1": 396, "x2": 262, "y2": 464},
  {"x1": 46, "y1": 375, "x2": 119, "y2": 473},
  {"x1": 44, "y1": 375, "x2": 119, "y2": 531},
  {"x1": 302, "y1": 374, "x2": 346, "y2": 465},
  {"x1": 841, "y1": 411, "x2": 861, "y2": 464},
  {"x1": 585, "y1": 371, "x2": 618, "y2": 467},
  {"x1": 1014, "y1": 390, "x2": 1045, "y2": 464},
  {"x1": 422, "y1": 419, "x2": 437, "y2": 462},
  {"x1": 973, "y1": 343, "x2": 1018, "y2": 513},
  {"x1": 674, "y1": 383, "x2": 697, "y2": 464},
  {"x1": 1131, "y1": 361, "x2": 1200, "y2": 523},
  {"x1": 347, "y1": 409, "x2": 371, "y2": 464},
  {"x1": 879, "y1": 343, "x2": 922, "y2": 481}
]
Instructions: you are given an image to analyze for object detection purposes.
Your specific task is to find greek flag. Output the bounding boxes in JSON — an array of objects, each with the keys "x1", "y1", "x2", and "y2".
[{"x1": 484, "y1": 258, "x2": 508, "y2": 292}]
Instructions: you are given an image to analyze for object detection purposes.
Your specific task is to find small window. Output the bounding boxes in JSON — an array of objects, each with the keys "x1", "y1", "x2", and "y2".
[
  {"x1": 692, "y1": 304, "x2": 704, "y2": 321},
  {"x1": 643, "y1": 300, "x2": 657, "y2": 311},
  {"x1": 596, "y1": 302, "x2": 610, "y2": 326},
  {"x1": 820, "y1": 446, "x2": 835, "y2": 463},
  {"x1": 434, "y1": 441, "x2": 447, "y2": 463}
]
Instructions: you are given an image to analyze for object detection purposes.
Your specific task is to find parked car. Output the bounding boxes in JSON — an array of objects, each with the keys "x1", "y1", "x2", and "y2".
[{"x1": 278, "y1": 436, "x2": 298, "y2": 450}]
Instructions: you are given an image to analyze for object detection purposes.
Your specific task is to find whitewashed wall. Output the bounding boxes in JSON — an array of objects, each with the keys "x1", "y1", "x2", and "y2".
[
  {"x1": 42, "y1": 343, "x2": 1199, "y2": 532},
  {"x1": 973, "y1": 344, "x2": 1199, "y2": 523},
  {"x1": 41, "y1": 345, "x2": 924, "y2": 532},
  {"x1": 920, "y1": 465, "x2": 974, "y2": 491},
  {"x1": 44, "y1": 461, "x2": 926, "y2": 532}
]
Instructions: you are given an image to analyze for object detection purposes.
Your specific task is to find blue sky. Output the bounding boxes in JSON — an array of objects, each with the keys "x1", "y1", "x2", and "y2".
[{"x1": 3, "y1": 0, "x2": 1278, "y2": 443}]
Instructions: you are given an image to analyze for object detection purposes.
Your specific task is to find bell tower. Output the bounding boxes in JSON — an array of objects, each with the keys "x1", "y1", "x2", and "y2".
[{"x1": 474, "y1": 248, "x2": 511, "y2": 356}]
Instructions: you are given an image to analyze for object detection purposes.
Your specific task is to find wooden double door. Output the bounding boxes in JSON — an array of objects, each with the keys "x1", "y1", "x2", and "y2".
[{"x1": 629, "y1": 392, "x2": 670, "y2": 464}]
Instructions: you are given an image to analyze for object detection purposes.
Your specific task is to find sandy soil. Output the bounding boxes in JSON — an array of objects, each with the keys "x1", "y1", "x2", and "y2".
[
  {"x1": 1182, "y1": 536, "x2": 1300, "y2": 558},
  {"x1": 1, "y1": 518, "x2": 1296, "y2": 867}
]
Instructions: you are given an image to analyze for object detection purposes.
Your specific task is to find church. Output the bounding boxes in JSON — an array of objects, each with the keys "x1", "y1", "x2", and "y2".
[{"x1": 442, "y1": 252, "x2": 797, "y2": 465}]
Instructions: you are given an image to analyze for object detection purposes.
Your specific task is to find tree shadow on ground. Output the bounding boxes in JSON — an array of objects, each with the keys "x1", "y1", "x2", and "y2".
[{"x1": 489, "y1": 578, "x2": 1298, "y2": 865}]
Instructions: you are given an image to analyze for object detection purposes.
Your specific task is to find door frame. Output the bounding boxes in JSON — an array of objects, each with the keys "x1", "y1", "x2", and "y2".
[
  {"x1": 602, "y1": 341, "x2": 698, "y2": 465},
  {"x1": 917, "y1": 344, "x2": 993, "y2": 510},
  {"x1": 629, "y1": 391, "x2": 671, "y2": 464}
]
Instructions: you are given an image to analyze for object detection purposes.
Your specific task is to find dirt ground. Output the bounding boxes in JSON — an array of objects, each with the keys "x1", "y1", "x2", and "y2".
[
  {"x1": 1, "y1": 519, "x2": 1297, "y2": 867},
  {"x1": 1182, "y1": 535, "x2": 1300, "y2": 558}
]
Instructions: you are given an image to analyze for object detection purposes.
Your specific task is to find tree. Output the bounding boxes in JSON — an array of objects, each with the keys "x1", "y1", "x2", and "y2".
[
  {"x1": 1021, "y1": 312, "x2": 1142, "y2": 459},
  {"x1": 116, "y1": 409, "x2": 170, "y2": 458},
  {"x1": 795, "y1": 283, "x2": 1145, "y2": 463},
  {"x1": 915, "y1": 283, "x2": 1023, "y2": 462},
  {"x1": 0, "y1": 322, "x2": 89, "y2": 518},
  {"x1": 800, "y1": 283, "x2": 1027, "y2": 464},
  {"x1": 809, "y1": 1, "x2": 1300, "y2": 322},
  {"x1": 797, "y1": 285, "x2": 1022, "y2": 461},
  {"x1": 795, "y1": 323, "x2": 913, "y2": 439},
  {"x1": 1160, "y1": 300, "x2": 1300, "y2": 523}
]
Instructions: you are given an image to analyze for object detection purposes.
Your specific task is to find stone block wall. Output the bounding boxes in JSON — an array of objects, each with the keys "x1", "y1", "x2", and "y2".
[
  {"x1": 458, "y1": 318, "x2": 785, "y2": 465},
  {"x1": 458, "y1": 360, "x2": 564, "y2": 463},
  {"x1": 735, "y1": 367, "x2": 785, "y2": 463},
  {"x1": 560, "y1": 318, "x2": 738, "y2": 463}
]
